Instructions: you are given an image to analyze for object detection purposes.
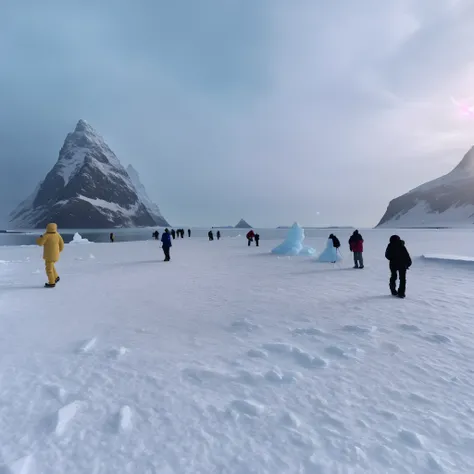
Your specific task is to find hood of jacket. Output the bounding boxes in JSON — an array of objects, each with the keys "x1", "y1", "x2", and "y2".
[
  {"x1": 389, "y1": 234, "x2": 401, "y2": 244},
  {"x1": 46, "y1": 223, "x2": 58, "y2": 233}
]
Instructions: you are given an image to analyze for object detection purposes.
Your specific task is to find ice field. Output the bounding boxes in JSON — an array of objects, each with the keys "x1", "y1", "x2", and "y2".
[{"x1": 1, "y1": 228, "x2": 474, "y2": 473}]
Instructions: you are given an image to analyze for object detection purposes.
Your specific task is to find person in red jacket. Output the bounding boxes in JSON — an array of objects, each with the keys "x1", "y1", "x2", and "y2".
[
  {"x1": 349, "y1": 230, "x2": 364, "y2": 269},
  {"x1": 246, "y1": 230, "x2": 255, "y2": 246}
]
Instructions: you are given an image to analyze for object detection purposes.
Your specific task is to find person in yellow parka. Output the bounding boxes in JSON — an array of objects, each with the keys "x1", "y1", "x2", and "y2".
[{"x1": 36, "y1": 223, "x2": 65, "y2": 288}]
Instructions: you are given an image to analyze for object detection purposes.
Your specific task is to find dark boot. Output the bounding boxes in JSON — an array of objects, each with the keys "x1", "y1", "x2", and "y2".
[
  {"x1": 397, "y1": 268, "x2": 407, "y2": 298},
  {"x1": 44, "y1": 283, "x2": 56, "y2": 288},
  {"x1": 55, "y1": 276, "x2": 60, "y2": 283}
]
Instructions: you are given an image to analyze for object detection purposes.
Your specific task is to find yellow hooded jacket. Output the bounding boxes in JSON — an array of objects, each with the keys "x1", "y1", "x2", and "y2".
[{"x1": 36, "y1": 223, "x2": 65, "y2": 262}]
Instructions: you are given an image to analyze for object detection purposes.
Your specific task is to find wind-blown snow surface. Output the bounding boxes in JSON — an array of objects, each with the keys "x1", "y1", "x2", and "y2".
[{"x1": 2, "y1": 229, "x2": 474, "y2": 473}]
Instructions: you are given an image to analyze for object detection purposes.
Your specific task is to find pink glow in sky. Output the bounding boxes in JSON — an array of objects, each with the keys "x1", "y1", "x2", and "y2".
[{"x1": 451, "y1": 97, "x2": 474, "y2": 117}]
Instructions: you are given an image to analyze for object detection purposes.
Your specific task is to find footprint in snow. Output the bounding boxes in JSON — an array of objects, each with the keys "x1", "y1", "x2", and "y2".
[
  {"x1": 398, "y1": 324, "x2": 421, "y2": 332},
  {"x1": 0, "y1": 455, "x2": 35, "y2": 474},
  {"x1": 398, "y1": 429, "x2": 424, "y2": 449},
  {"x1": 292, "y1": 327, "x2": 326, "y2": 337},
  {"x1": 422, "y1": 333, "x2": 451, "y2": 344},
  {"x1": 229, "y1": 399, "x2": 264, "y2": 417},
  {"x1": 76, "y1": 337, "x2": 97, "y2": 354},
  {"x1": 40, "y1": 401, "x2": 81, "y2": 436},
  {"x1": 230, "y1": 318, "x2": 261, "y2": 334},
  {"x1": 262, "y1": 343, "x2": 328, "y2": 369},
  {"x1": 341, "y1": 325, "x2": 374, "y2": 335},
  {"x1": 107, "y1": 406, "x2": 133, "y2": 434}
]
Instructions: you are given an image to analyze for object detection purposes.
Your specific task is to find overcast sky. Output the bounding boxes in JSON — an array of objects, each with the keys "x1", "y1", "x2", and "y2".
[{"x1": 1, "y1": 0, "x2": 474, "y2": 228}]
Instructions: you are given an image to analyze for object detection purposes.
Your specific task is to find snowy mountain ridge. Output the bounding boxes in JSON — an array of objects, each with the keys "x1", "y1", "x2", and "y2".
[
  {"x1": 377, "y1": 146, "x2": 474, "y2": 228},
  {"x1": 127, "y1": 165, "x2": 169, "y2": 227},
  {"x1": 10, "y1": 120, "x2": 168, "y2": 229}
]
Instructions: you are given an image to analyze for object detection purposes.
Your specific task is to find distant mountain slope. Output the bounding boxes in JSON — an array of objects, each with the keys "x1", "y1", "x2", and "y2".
[
  {"x1": 235, "y1": 219, "x2": 252, "y2": 229},
  {"x1": 10, "y1": 120, "x2": 158, "y2": 229},
  {"x1": 377, "y1": 146, "x2": 474, "y2": 228},
  {"x1": 126, "y1": 165, "x2": 169, "y2": 227}
]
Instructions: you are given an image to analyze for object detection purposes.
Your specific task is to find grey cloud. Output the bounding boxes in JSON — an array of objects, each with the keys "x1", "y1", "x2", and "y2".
[{"x1": 1, "y1": 0, "x2": 473, "y2": 228}]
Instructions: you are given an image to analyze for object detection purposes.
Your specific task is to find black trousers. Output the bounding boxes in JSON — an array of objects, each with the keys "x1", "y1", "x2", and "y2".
[
  {"x1": 390, "y1": 265, "x2": 406, "y2": 295},
  {"x1": 248, "y1": 239, "x2": 252, "y2": 246},
  {"x1": 163, "y1": 246, "x2": 171, "y2": 261}
]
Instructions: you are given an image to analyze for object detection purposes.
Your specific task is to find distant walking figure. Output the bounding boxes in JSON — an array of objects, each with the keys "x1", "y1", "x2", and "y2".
[
  {"x1": 216, "y1": 231, "x2": 221, "y2": 240},
  {"x1": 110, "y1": 232, "x2": 115, "y2": 243},
  {"x1": 255, "y1": 233, "x2": 260, "y2": 247},
  {"x1": 171, "y1": 229, "x2": 176, "y2": 239},
  {"x1": 349, "y1": 230, "x2": 364, "y2": 269},
  {"x1": 385, "y1": 235, "x2": 412, "y2": 298},
  {"x1": 208, "y1": 230, "x2": 214, "y2": 241},
  {"x1": 188, "y1": 229, "x2": 191, "y2": 238},
  {"x1": 161, "y1": 228, "x2": 172, "y2": 262},
  {"x1": 153, "y1": 230, "x2": 159, "y2": 240},
  {"x1": 246, "y1": 230, "x2": 255, "y2": 246}
]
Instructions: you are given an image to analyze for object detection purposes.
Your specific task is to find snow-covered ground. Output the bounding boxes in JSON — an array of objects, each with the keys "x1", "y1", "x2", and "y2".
[{"x1": 1, "y1": 230, "x2": 474, "y2": 473}]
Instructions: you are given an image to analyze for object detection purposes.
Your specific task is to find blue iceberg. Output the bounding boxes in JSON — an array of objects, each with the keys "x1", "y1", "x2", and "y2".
[
  {"x1": 271, "y1": 223, "x2": 315, "y2": 256},
  {"x1": 317, "y1": 238, "x2": 342, "y2": 263}
]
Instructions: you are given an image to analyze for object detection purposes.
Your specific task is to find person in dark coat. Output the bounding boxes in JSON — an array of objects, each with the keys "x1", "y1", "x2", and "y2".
[
  {"x1": 188, "y1": 229, "x2": 191, "y2": 238},
  {"x1": 385, "y1": 235, "x2": 412, "y2": 298},
  {"x1": 153, "y1": 230, "x2": 159, "y2": 240},
  {"x1": 208, "y1": 230, "x2": 214, "y2": 241},
  {"x1": 171, "y1": 229, "x2": 176, "y2": 239},
  {"x1": 161, "y1": 228, "x2": 172, "y2": 261},
  {"x1": 329, "y1": 234, "x2": 341, "y2": 249},
  {"x1": 246, "y1": 230, "x2": 255, "y2": 246},
  {"x1": 110, "y1": 232, "x2": 115, "y2": 243},
  {"x1": 181, "y1": 229, "x2": 184, "y2": 238},
  {"x1": 349, "y1": 230, "x2": 364, "y2": 269},
  {"x1": 255, "y1": 233, "x2": 260, "y2": 247},
  {"x1": 216, "y1": 230, "x2": 221, "y2": 240}
]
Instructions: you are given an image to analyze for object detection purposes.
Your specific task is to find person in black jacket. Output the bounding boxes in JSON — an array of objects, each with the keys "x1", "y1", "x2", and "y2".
[
  {"x1": 329, "y1": 234, "x2": 341, "y2": 249},
  {"x1": 385, "y1": 235, "x2": 412, "y2": 298}
]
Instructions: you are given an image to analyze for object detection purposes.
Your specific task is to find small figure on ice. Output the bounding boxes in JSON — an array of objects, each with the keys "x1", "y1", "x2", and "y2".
[
  {"x1": 317, "y1": 234, "x2": 342, "y2": 264},
  {"x1": 216, "y1": 230, "x2": 221, "y2": 240},
  {"x1": 349, "y1": 230, "x2": 364, "y2": 268},
  {"x1": 161, "y1": 228, "x2": 172, "y2": 262},
  {"x1": 188, "y1": 229, "x2": 191, "y2": 238},
  {"x1": 385, "y1": 235, "x2": 412, "y2": 298},
  {"x1": 246, "y1": 230, "x2": 255, "y2": 246},
  {"x1": 171, "y1": 229, "x2": 176, "y2": 240},
  {"x1": 208, "y1": 230, "x2": 214, "y2": 241},
  {"x1": 255, "y1": 233, "x2": 260, "y2": 247},
  {"x1": 36, "y1": 223, "x2": 64, "y2": 288},
  {"x1": 152, "y1": 230, "x2": 159, "y2": 240},
  {"x1": 109, "y1": 232, "x2": 115, "y2": 243}
]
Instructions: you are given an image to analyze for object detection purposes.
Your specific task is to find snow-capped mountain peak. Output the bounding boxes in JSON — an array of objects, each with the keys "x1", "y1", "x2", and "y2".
[{"x1": 10, "y1": 120, "x2": 168, "y2": 229}]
